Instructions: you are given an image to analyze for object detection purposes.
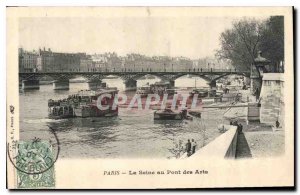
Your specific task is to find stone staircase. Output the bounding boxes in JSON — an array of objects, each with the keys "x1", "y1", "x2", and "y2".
[{"x1": 235, "y1": 131, "x2": 252, "y2": 159}]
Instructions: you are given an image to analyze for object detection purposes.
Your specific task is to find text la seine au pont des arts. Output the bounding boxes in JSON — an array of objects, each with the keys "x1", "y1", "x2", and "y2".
[{"x1": 104, "y1": 169, "x2": 208, "y2": 176}]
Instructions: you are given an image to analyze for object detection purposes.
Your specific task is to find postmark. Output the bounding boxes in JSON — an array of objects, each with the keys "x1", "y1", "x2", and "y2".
[
  {"x1": 7, "y1": 126, "x2": 60, "y2": 188},
  {"x1": 16, "y1": 140, "x2": 55, "y2": 188}
]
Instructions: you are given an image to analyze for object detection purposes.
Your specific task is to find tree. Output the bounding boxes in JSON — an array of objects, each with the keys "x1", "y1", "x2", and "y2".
[
  {"x1": 216, "y1": 19, "x2": 264, "y2": 71},
  {"x1": 260, "y1": 16, "x2": 284, "y2": 67},
  {"x1": 216, "y1": 16, "x2": 284, "y2": 72}
]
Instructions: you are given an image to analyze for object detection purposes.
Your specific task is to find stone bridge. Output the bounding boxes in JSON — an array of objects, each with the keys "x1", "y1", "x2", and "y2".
[{"x1": 19, "y1": 69, "x2": 250, "y2": 90}]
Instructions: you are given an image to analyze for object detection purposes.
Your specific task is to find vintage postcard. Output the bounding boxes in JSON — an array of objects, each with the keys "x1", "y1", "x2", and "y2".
[{"x1": 7, "y1": 7, "x2": 294, "y2": 189}]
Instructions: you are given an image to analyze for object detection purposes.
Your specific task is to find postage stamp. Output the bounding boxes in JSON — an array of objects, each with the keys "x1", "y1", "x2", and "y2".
[{"x1": 15, "y1": 139, "x2": 55, "y2": 188}]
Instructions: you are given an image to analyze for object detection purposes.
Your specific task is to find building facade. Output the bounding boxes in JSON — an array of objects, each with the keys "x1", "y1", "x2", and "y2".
[
  {"x1": 22, "y1": 48, "x2": 233, "y2": 73},
  {"x1": 91, "y1": 54, "x2": 107, "y2": 70},
  {"x1": 79, "y1": 54, "x2": 93, "y2": 72},
  {"x1": 192, "y1": 57, "x2": 233, "y2": 70},
  {"x1": 121, "y1": 54, "x2": 193, "y2": 71},
  {"x1": 19, "y1": 48, "x2": 38, "y2": 73},
  {"x1": 91, "y1": 52, "x2": 122, "y2": 71},
  {"x1": 36, "y1": 48, "x2": 82, "y2": 72}
]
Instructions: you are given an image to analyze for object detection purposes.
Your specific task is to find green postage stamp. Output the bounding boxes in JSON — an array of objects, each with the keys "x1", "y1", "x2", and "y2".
[{"x1": 15, "y1": 139, "x2": 55, "y2": 188}]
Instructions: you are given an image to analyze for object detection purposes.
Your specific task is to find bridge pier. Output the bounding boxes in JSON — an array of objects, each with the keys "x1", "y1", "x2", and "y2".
[
  {"x1": 208, "y1": 80, "x2": 216, "y2": 97},
  {"x1": 21, "y1": 80, "x2": 40, "y2": 90},
  {"x1": 53, "y1": 80, "x2": 69, "y2": 90},
  {"x1": 87, "y1": 80, "x2": 106, "y2": 90},
  {"x1": 124, "y1": 79, "x2": 137, "y2": 91},
  {"x1": 169, "y1": 80, "x2": 175, "y2": 88}
]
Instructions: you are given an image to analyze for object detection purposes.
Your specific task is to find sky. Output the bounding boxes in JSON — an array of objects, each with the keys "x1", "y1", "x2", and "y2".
[{"x1": 19, "y1": 16, "x2": 265, "y2": 59}]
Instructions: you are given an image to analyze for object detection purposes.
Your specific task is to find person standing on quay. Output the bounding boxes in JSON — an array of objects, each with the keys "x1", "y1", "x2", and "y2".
[
  {"x1": 186, "y1": 139, "x2": 191, "y2": 157},
  {"x1": 239, "y1": 124, "x2": 243, "y2": 133},
  {"x1": 191, "y1": 139, "x2": 197, "y2": 154}
]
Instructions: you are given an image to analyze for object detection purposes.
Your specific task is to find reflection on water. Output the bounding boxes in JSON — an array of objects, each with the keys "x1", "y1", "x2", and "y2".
[{"x1": 20, "y1": 78, "x2": 227, "y2": 158}]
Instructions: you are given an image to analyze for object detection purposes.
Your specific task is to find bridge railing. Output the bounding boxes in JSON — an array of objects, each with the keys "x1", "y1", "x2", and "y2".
[{"x1": 20, "y1": 68, "x2": 244, "y2": 74}]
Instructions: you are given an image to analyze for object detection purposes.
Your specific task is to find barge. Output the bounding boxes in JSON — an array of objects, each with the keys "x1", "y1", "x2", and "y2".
[
  {"x1": 48, "y1": 88, "x2": 118, "y2": 119},
  {"x1": 154, "y1": 108, "x2": 190, "y2": 120},
  {"x1": 150, "y1": 81, "x2": 176, "y2": 96},
  {"x1": 154, "y1": 109, "x2": 184, "y2": 120},
  {"x1": 136, "y1": 84, "x2": 152, "y2": 97},
  {"x1": 189, "y1": 88, "x2": 209, "y2": 98},
  {"x1": 136, "y1": 81, "x2": 176, "y2": 97}
]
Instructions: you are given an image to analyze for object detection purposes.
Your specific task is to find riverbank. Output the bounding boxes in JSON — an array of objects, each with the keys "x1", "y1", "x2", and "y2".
[
  {"x1": 227, "y1": 110, "x2": 285, "y2": 158},
  {"x1": 243, "y1": 128, "x2": 284, "y2": 158},
  {"x1": 210, "y1": 88, "x2": 285, "y2": 159}
]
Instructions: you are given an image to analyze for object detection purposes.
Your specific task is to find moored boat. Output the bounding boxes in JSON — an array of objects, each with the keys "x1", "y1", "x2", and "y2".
[
  {"x1": 154, "y1": 108, "x2": 189, "y2": 120},
  {"x1": 48, "y1": 88, "x2": 118, "y2": 119},
  {"x1": 48, "y1": 104, "x2": 74, "y2": 119},
  {"x1": 136, "y1": 84, "x2": 152, "y2": 97},
  {"x1": 150, "y1": 81, "x2": 175, "y2": 96},
  {"x1": 136, "y1": 81, "x2": 176, "y2": 97},
  {"x1": 154, "y1": 108, "x2": 184, "y2": 120},
  {"x1": 189, "y1": 88, "x2": 208, "y2": 98},
  {"x1": 188, "y1": 110, "x2": 201, "y2": 118}
]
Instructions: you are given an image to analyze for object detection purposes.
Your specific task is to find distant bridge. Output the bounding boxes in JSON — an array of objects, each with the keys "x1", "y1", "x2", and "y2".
[{"x1": 19, "y1": 68, "x2": 250, "y2": 90}]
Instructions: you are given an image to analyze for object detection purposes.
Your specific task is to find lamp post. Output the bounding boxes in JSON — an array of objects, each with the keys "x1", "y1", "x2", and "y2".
[{"x1": 251, "y1": 51, "x2": 270, "y2": 94}]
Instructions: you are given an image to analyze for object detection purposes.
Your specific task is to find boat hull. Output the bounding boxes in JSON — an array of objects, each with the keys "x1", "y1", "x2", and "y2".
[
  {"x1": 154, "y1": 112, "x2": 183, "y2": 120},
  {"x1": 48, "y1": 105, "x2": 74, "y2": 119},
  {"x1": 48, "y1": 114, "x2": 73, "y2": 120},
  {"x1": 74, "y1": 107, "x2": 118, "y2": 118}
]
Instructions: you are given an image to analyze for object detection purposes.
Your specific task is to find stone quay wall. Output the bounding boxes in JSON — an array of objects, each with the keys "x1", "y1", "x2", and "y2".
[
  {"x1": 259, "y1": 73, "x2": 284, "y2": 127},
  {"x1": 188, "y1": 125, "x2": 238, "y2": 159}
]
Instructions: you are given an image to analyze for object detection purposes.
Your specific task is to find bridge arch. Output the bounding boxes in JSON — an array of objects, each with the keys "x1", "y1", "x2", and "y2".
[
  {"x1": 169, "y1": 73, "x2": 212, "y2": 82},
  {"x1": 130, "y1": 73, "x2": 167, "y2": 81},
  {"x1": 211, "y1": 72, "x2": 250, "y2": 83},
  {"x1": 103, "y1": 73, "x2": 170, "y2": 82}
]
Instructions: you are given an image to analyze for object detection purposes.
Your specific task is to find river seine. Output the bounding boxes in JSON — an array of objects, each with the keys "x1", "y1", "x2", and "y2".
[{"x1": 19, "y1": 77, "x2": 227, "y2": 158}]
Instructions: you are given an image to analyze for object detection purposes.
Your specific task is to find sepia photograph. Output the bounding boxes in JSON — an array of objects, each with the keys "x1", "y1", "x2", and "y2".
[{"x1": 6, "y1": 6, "x2": 294, "y2": 189}]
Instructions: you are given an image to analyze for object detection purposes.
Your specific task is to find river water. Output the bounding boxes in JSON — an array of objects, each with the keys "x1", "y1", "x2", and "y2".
[{"x1": 20, "y1": 77, "x2": 229, "y2": 158}]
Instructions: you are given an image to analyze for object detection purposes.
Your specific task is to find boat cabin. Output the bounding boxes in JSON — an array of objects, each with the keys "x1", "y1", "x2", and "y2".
[{"x1": 150, "y1": 81, "x2": 174, "y2": 95}]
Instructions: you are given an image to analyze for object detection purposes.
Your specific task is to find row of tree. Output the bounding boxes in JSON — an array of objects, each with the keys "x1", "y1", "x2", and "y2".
[{"x1": 216, "y1": 16, "x2": 284, "y2": 71}]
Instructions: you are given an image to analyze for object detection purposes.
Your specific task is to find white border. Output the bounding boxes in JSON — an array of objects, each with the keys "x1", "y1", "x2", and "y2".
[{"x1": 1, "y1": 0, "x2": 298, "y2": 194}]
